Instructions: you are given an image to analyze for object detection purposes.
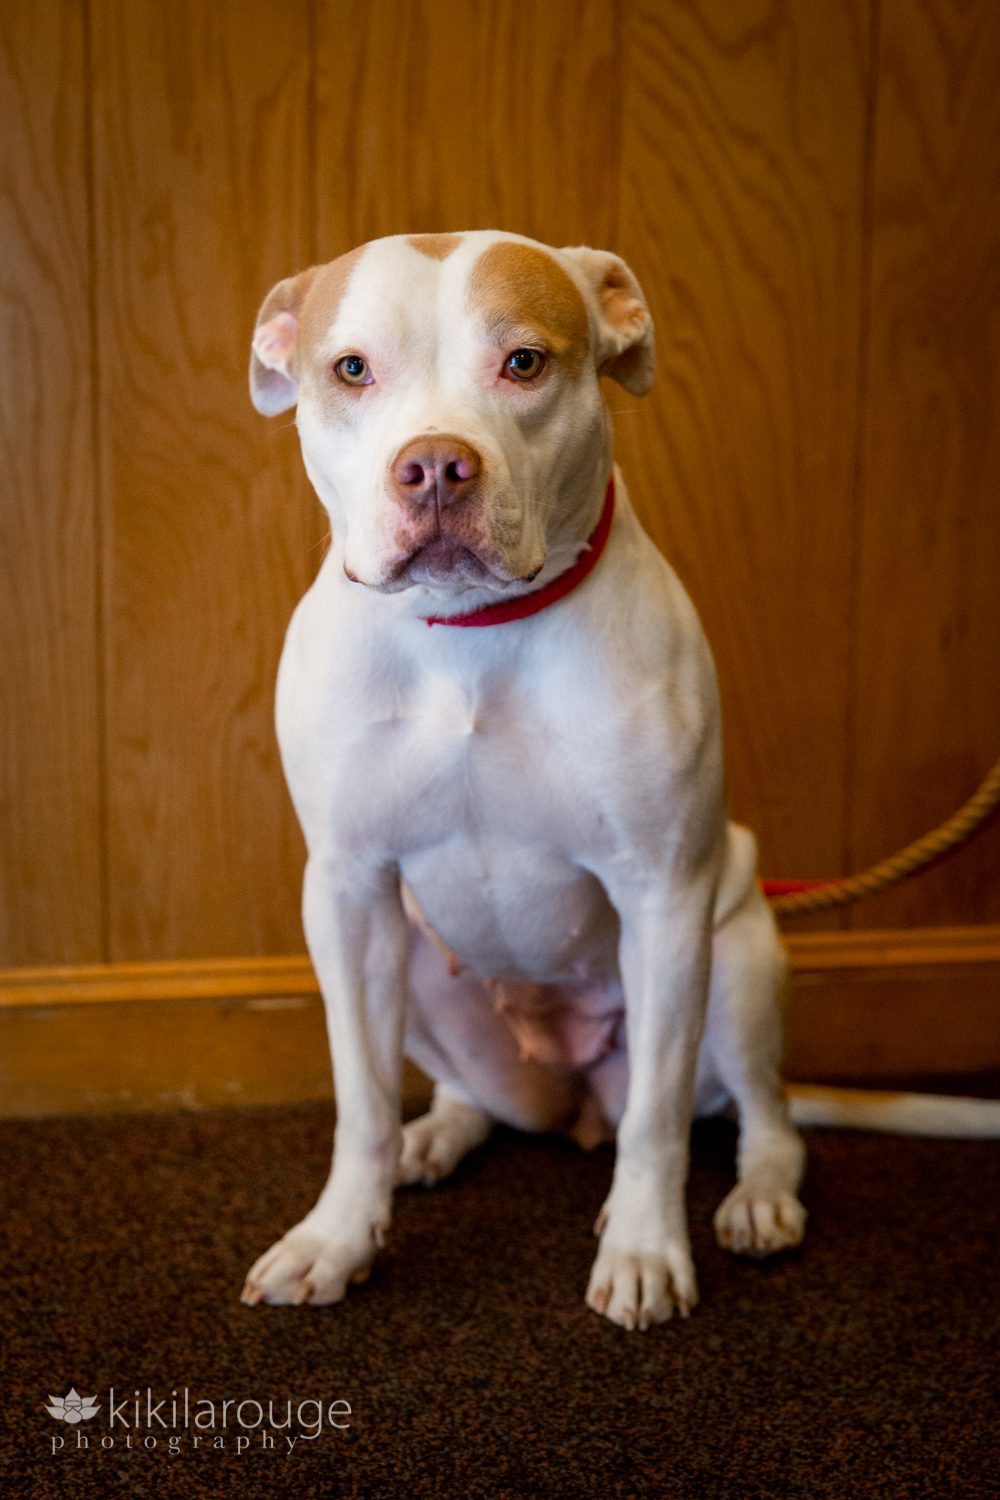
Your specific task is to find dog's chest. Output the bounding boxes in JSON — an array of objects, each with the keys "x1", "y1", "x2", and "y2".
[
  {"x1": 305, "y1": 653, "x2": 620, "y2": 979},
  {"x1": 332, "y1": 663, "x2": 595, "y2": 851}
]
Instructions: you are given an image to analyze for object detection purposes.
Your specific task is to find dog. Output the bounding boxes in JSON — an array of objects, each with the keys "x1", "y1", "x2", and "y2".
[{"x1": 240, "y1": 230, "x2": 808, "y2": 1330}]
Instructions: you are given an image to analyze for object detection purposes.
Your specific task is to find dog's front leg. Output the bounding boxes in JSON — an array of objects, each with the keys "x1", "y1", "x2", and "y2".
[
  {"x1": 242, "y1": 856, "x2": 407, "y2": 1307},
  {"x1": 586, "y1": 873, "x2": 716, "y2": 1330}
]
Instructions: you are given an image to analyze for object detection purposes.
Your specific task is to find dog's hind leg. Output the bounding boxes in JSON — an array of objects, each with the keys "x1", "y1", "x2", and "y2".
[
  {"x1": 703, "y1": 848, "x2": 807, "y2": 1259},
  {"x1": 400, "y1": 924, "x2": 581, "y2": 1185},
  {"x1": 397, "y1": 1083, "x2": 493, "y2": 1186}
]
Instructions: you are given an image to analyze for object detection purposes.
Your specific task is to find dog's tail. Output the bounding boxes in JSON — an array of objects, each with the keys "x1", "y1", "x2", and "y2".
[{"x1": 787, "y1": 1084, "x2": 1000, "y2": 1138}]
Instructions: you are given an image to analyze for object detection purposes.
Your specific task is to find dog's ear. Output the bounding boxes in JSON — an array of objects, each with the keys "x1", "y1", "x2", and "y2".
[
  {"x1": 249, "y1": 267, "x2": 319, "y2": 415},
  {"x1": 560, "y1": 247, "x2": 655, "y2": 396}
]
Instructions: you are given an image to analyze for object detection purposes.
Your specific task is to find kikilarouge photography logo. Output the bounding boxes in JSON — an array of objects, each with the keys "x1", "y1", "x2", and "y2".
[
  {"x1": 46, "y1": 1390, "x2": 101, "y2": 1423},
  {"x1": 43, "y1": 1384, "x2": 352, "y2": 1457}
]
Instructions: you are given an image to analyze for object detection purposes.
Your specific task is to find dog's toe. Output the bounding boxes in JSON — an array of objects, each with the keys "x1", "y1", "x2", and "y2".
[
  {"x1": 586, "y1": 1244, "x2": 698, "y2": 1330},
  {"x1": 241, "y1": 1225, "x2": 376, "y2": 1307},
  {"x1": 714, "y1": 1186, "x2": 806, "y2": 1258},
  {"x1": 397, "y1": 1101, "x2": 491, "y2": 1187}
]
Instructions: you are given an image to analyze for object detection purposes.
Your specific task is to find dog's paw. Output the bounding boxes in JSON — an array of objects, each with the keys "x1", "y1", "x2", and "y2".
[
  {"x1": 397, "y1": 1100, "x2": 491, "y2": 1187},
  {"x1": 241, "y1": 1221, "x2": 382, "y2": 1307},
  {"x1": 585, "y1": 1242, "x2": 699, "y2": 1330},
  {"x1": 713, "y1": 1185, "x2": 807, "y2": 1258}
]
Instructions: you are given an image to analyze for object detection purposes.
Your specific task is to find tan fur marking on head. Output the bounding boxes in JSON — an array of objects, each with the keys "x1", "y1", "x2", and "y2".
[
  {"x1": 298, "y1": 245, "x2": 367, "y2": 358},
  {"x1": 407, "y1": 233, "x2": 461, "y2": 261},
  {"x1": 296, "y1": 246, "x2": 369, "y2": 419},
  {"x1": 467, "y1": 241, "x2": 590, "y2": 379}
]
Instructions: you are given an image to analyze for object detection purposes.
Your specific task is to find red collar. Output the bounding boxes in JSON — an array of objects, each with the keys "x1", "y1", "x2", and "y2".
[{"x1": 421, "y1": 477, "x2": 616, "y2": 628}]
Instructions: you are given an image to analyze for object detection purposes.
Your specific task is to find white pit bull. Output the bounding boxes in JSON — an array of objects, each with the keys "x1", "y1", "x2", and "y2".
[{"x1": 242, "y1": 230, "x2": 807, "y2": 1330}]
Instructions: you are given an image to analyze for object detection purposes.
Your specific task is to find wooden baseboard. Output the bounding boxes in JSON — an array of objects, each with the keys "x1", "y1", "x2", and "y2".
[
  {"x1": 782, "y1": 925, "x2": 1000, "y2": 1087},
  {"x1": 1, "y1": 926, "x2": 998, "y2": 1117}
]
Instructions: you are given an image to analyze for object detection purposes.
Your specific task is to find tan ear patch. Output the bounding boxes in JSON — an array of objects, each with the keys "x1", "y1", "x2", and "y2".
[
  {"x1": 467, "y1": 241, "x2": 590, "y2": 378},
  {"x1": 598, "y1": 263, "x2": 649, "y2": 342},
  {"x1": 558, "y1": 246, "x2": 655, "y2": 396},
  {"x1": 407, "y1": 233, "x2": 461, "y2": 261},
  {"x1": 250, "y1": 247, "x2": 368, "y2": 417}
]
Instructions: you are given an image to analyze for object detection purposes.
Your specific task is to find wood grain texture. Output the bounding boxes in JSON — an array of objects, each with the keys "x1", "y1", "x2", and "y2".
[
  {"x1": 2, "y1": 0, "x2": 1000, "y2": 973},
  {"x1": 91, "y1": 0, "x2": 315, "y2": 959},
  {"x1": 0, "y1": 953, "x2": 319, "y2": 1007},
  {"x1": 616, "y1": 0, "x2": 871, "y2": 918},
  {"x1": 0, "y1": 994, "x2": 337, "y2": 1115},
  {"x1": 315, "y1": 0, "x2": 622, "y2": 252},
  {"x1": 849, "y1": 0, "x2": 1000, "y2": 926},
  {"x1": 0, "y1": 0, "x2": 102, "y2": 964}
]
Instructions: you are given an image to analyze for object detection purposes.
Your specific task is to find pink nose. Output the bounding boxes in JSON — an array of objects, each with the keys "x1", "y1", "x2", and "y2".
[{"x1": 390, "y1": 434, "x2": 482, "y2": 508}]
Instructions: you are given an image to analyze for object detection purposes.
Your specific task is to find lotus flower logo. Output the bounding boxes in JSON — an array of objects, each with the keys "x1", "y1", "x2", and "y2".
[{"x1": 45, "y1": 1388, "x2": 101, "y2": 1423}]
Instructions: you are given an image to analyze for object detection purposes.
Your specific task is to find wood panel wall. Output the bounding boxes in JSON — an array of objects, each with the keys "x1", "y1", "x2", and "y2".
[
  {"x1": 1, "y1": 1, "x2": 102, "y2": 964},
  {"x1": 2, "y1": 0, "x2": 998, "y2": 970}
]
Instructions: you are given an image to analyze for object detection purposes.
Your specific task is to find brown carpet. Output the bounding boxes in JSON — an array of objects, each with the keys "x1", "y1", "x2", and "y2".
[{"x1": 1, "y1": 1105, "x2": 997, "y2": 1499}]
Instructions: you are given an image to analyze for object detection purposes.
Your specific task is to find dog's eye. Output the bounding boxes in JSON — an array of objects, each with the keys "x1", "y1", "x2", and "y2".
[
  {"x1": 333, "y1": 354, "x2": 373, "y2": 387},
  {"x1": 504, "y1": 348, "x2": 546, "y2": 382}
]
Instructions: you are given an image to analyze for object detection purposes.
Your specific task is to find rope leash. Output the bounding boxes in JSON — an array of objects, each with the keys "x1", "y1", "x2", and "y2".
[{"x1": 764, "y1": 756, "x2": 1000, "y2": 917}]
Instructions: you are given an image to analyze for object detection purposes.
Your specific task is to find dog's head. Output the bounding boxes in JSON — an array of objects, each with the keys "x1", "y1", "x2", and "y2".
[{"x1": 250, "y1": 231, "x2": 654, "y2": 606}]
